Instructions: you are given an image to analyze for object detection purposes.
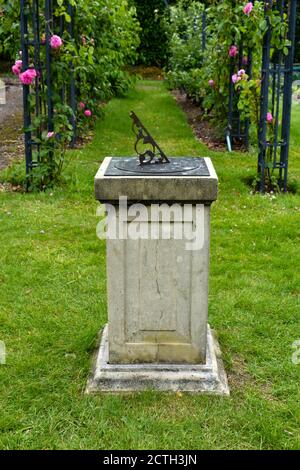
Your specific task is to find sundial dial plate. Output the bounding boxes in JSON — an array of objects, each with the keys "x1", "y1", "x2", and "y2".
[{"x1": 105, "y1": 157, "x2": 210, "y2": 177}]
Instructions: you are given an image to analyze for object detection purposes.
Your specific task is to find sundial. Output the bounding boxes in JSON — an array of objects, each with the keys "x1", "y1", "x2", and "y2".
[
  {"x1": 105, "y1": 111, "x2": 210, "y2": 177},
  {"x1": 93, "y1": 117, "x2": 224, "y2": 394}
]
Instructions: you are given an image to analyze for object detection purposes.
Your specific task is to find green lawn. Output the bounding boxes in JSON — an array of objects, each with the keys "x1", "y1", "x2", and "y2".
[{"x1": 0, "y1": 81, "x2": 299, "y2": 450}]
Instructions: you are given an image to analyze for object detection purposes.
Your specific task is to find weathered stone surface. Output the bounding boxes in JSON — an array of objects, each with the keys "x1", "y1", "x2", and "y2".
[
  {"x1": 106, "y1": 205, "x2": 210, "y2": 364},
  {"x1": 86, "y1": 324, "x2": 230, "y2": 395},
  {"x1": 95, "y1": 157, "x2": 218, "y2": 203}
]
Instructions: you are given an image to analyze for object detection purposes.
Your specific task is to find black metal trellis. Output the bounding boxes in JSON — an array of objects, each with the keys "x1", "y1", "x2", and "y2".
[
  {"x1": 67, "y1": 3, "x2": 76, "y2": 146},
  {"x1": 258, "y1": 0, "x2": 298, "y2": 192},
  {"x1": 20, "y1": 0, "x2": 32, "y2": 175},
  {"x1": 191, "y1": 9, "x2": 206, "y2": 51},
  {"x1": 20, "y1": 0, "x2": 77, "y2": 178},
  {"x1": 227, "y1": 0, "x2": 255, "y2": 150},
  {"x1": 227, "y1": 43, "x2": 253, "y2": 150}
]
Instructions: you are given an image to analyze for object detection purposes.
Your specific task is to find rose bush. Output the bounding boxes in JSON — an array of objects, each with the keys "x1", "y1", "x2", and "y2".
[
  {"x1": 0, "y1": 0, "x2": 140, "y2": 190},
  {"x1": 165, "y1": 0, "x2": 290, "y2": 143}
]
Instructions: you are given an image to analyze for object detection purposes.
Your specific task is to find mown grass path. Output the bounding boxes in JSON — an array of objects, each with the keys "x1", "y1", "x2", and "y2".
[{"x1": 0, "y1": 81, "x2": 299, "y2": 449}]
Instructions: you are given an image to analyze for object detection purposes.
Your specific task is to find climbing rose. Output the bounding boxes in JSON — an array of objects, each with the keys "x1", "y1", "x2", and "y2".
[
  {"x1": 84, "y1": 110, "x2": 92, "y2": 117},
  {"x1": 238, "y1": 69, "x2": 246, "y2": 76},
  {"x1": 243, "y1": 2, "x2": 253, "y2": 16},
  {"x1": 232, "y1": 74, "x2": 240, "y2": 84},
  {"x1": 47, "y1": 132, "x2": 55, "y2": 139},
  {"x1": 266, "y1": 112, "x2": 273, "y2": 123},
  {"x1": 50, "y1": 35, "x2": 63, "y2": 49},
  {"x1": 229, "y1": 45, "x2": 238, "y2": 58},
  {"x1": 208, "y1": 79, "x2": 215, "y2": 87},
  {"x1": 79, "y1": 102, "x2": 86, "y2": 109},
  {"x1": 12, "y1": 64, "x2": 20, "y2": 75},
  {"x1": 12, "y1": 60, "x2": 23, "y2": 75},
  {"x1": 19, "y1": 68, "x2": 37, "y2": 85}
]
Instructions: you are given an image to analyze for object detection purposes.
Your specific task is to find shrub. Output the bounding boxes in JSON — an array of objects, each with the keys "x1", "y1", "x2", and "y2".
[
  {"x1": 165, "y1": 0, "x2": 290, "y2": 141},
  {"x1": 165, "y1": 0, "x2": 205, "y2": 96}
]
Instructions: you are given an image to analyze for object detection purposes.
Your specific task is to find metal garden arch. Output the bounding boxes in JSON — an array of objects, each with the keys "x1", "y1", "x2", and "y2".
[
  {"x1": 258, "y1": 0, "x2": 298, "y2": 192},
  {"x1": 20, "y1": 0, "x2": 76, "y2": 177}
]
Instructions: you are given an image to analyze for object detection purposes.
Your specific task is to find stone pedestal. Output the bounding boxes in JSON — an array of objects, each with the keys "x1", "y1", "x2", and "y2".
[{"x1": 87, "y1": 157, "x2": 229, "y2": 395}]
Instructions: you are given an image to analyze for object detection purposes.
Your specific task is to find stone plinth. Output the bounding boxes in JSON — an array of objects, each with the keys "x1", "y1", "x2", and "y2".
[
  {"x1": 86, "y1": 325, "x2": 229, "y2": 395},
  {"x1": 88, "y1": 156, "x2": 229, "y2": 395}
]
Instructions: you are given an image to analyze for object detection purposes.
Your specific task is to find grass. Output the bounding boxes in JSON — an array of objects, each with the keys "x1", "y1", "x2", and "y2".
[{"x1": 0, "y1": 80, "x2": 299, "y2": 450}]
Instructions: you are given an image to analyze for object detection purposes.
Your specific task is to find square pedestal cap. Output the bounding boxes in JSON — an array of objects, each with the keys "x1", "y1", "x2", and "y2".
[{"x1": 95, "y1": 157, "x2": 218, "y2": 204}]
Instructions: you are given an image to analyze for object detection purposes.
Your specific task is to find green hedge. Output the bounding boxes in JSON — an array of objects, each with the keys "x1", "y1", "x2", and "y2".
[{"x1": 131, "y1": 0, "x2": 174, "y2": 66}]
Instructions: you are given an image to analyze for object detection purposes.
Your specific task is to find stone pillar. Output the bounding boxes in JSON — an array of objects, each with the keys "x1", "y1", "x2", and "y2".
[{"x1": 87, "y1": 157, "x2": 229, "y2": 395}]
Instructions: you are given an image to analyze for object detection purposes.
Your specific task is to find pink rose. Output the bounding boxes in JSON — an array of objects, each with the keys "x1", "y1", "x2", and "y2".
[
  {"x1": 47, "y1": 132, "x2": 55, "y2": 139},
  {"x1": 12, "y1": 65, "x2": 19, "y2": 75},
  {"x1": 26, "y1": 69, "x2": 37, "y2": 80},
  {"x1": 50, "y1": 35, "x2": 63, "y2": 49},
  {"x1": 238, "y1": 69, "x2": 246, "y2": 76},
  {"x1": 243, "y1": 2, "x2": 253, "y2": 16},
  {"x1": 19, "y1": 68, "x2": 37, "y2": 85},
  {"x1": 79, "y1": 102, "x2": 86, "y2": 109},
  {"x1": 84, "y1": 110, "x2": 92, "y2": 117},
  {"x1": 208, "y1": 79, "x2": 215, "y2": 87},
  {"x1": 266, "y1": 112, "x2": 273, "y2": 123},
  {"x1": 229, "y1": 45, "x2": 238, "y2": 58},
  {"x1": 12, "y1": 60, "x2": 23, "y2": 75},
  {"x1": 12, "y1": 64, "x2": 19, "y2": 75},
  {"x1": 232, "y1": 74, "x2": 241, "y2": 84}
]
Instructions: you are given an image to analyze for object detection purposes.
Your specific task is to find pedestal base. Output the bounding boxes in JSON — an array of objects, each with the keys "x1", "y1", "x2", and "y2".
[{"x1": 86, "y1": 325, "x2": 230, "y2": 395}]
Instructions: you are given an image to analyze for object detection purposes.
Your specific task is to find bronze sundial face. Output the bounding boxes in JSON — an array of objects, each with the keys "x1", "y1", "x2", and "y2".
[{"x1": 105, "y1": 157, "x2": 210, "y2": 177}]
